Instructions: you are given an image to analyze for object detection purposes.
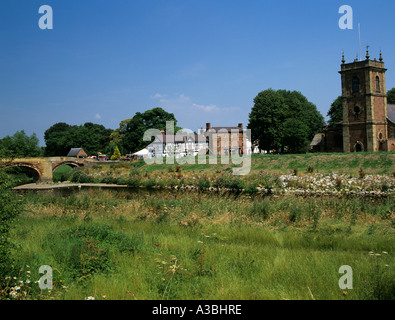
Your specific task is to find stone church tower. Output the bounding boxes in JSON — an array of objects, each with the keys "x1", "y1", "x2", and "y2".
[{"x1": 340, "y1": 48, "x2": 388, "y2": 152}]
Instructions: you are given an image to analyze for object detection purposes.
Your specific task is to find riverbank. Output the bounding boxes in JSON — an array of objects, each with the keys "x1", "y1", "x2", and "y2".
[{"x1": 13, "y1": 182, "x2": 128, "y2": 190}]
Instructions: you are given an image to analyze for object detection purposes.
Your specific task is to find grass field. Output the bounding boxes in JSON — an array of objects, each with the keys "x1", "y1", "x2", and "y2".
[
  {"x1": 2, "y1": 152, "x2": 394, "y2": 300},
  {"x1": 4, "y1": 187, "x2": 394, "y2": 300}
]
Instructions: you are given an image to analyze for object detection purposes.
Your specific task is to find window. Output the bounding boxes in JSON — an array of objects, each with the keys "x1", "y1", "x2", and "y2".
[
  {"x1": 354, "y1": 142, "x2": 363, "y2": 152},
  {"x1": 353, "y1": 106, "x2": 361, "y2": 118},
  {"x1": 352, "y1": 76, "x2": 360, "y2": 93},
  {"x1": 376, "y1": 76, "x2": 380, "y2": 92}
]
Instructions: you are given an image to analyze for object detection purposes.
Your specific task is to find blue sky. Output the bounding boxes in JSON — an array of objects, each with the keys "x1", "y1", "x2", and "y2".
[{"x1": 1, "y1": 0, "x2": 395, "y2": 146}]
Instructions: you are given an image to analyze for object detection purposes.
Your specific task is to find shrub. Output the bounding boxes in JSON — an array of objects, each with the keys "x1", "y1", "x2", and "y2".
[
  {"x1": 115, "y1": 178, "x2": 129, "y2": 185},
  {"x1": 127, "y1": 178, "x2": 141, "y2": 188},
  {"x1": 228, "y1": 177, "x2": 244, "y2": 191},
  {"x1": 100, "y1": 176, "x2": 117, "y2": 184},
  {"x1": 60, "y1": 170, "x2": 73, "y2": 182},
  {"x1": 70, "y1": 170, "x2": 93, "y2": 183},
  {"x1": 110, "y1": 146, "x2": 121, "y2": 160},
  {"x1": 145, "y1": 178, "x2": 156, "y2": 189},
  {"x1": 0, "y1": 170, "x2": 22, "y2": 280},
  {"x1": 198, "y1": 178, "x2": 211, "y2": 190},
  {"x1": 245, "y1": 184, "x2": 258, "y2": 194}
]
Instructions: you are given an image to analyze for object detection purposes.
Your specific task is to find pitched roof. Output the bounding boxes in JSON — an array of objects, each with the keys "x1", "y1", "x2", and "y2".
[
  {"x1": 154, "y1": 134, "x2": 206, "y2": 144},
  {"x1": 209, "y1": 127, "x2": 243, "y2": 132},
  {"x1": 388, "y1": 104, "x2": 395, "y2": 123},
  {"x1": 67, "y1": 148, "x2": 85, "y2": 157}
]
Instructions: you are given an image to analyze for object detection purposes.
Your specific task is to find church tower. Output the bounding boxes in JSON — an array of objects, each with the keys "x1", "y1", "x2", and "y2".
[{"x1": 340, "y1": 48, "x2": 388, "y2": 152}]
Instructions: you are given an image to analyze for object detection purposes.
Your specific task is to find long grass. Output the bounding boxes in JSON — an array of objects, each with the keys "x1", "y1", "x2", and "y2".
[{"x1": 5, "y1": 188, "x2": 394, "y2": 300}]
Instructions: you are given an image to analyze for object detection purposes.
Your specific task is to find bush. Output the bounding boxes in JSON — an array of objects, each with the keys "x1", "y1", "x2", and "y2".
[
  {"x1": 115, "y1": 178, "x2": 129, "y2": 185},
  {"x1": 70, "y1": 170, "x2": 93, "y2": 183},
  {"x1": 127, "y1": 178, "x2": 141, "y2": 188},
  {"x1": 198, "y1": 178, "x2": 211, "y2": 190},
  {"x1": 145, "y1": 178, "x2": 157, "y2": 189},
  {"x1": 245, "y1": 184, "x2": 258, "y2": 194},
  {"x1": 0, "y1": 170, "x2": 22, "y2": 280},
  {"x1": 100, "y1": 176, "x2": 117, "y2": 184},
  {"x1": 228, "y1": 177, "x2": 244, "y2": 191}
]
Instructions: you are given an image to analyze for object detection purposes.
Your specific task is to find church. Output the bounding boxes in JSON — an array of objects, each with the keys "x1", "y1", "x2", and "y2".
[{"x1": 311, "y1": 48, "x2": 395, "y2": 153}]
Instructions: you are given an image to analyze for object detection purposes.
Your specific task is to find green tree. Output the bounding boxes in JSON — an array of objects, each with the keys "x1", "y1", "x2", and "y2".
[
  {"x1": 248, "y1": 89, "x2": 324, "y2": 153},
  {"x1": 110, "y1": 146, "x2": 121, "y2": 160},
  {"x1": 44, "y1": 122, "x2": 72, "y2": 156},
  {"x1": 44, "y1": 122, "x2": 113, "y2": 156},
  {"x1": 387, "y1": 88, "x2": 395, "y2": 104},
  {"x1": 122, "y1": 107, "x2": 181, "y2": 153},
  {"x1": 110, "y1": 118, "x2": 132, "y2": 146},
  {"x1": 327, "y1": 96, "x2": 343, "y2": 125},
  {"x1": 282, "y1": 118, "x2": 310, "y2": 153},
  {"x1": 0, "y1": 130, "x2": 42, "y2": 158}
]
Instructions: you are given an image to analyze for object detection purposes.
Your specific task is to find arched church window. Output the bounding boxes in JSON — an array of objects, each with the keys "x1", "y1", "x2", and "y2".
[
  {"x1": 352, "y1": 76, "x2": 360, "y2": 93},
  {"x1": 376, "y1": 76, "x2": 380, "y2": 92}
]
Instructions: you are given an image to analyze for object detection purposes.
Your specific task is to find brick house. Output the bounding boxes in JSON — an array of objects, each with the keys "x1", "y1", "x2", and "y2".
[
  {"x1": 204, "y1": 123, "x2": 247, "y2": 156},
  {"x1": 67, "y1": 148, "x2": 87, "y2": 158}
]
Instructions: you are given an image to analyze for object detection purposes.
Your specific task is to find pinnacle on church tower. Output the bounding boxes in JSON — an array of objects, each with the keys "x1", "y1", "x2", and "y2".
[{"x1": 365, "y1": 45, "x2": 370, "y2": 60}]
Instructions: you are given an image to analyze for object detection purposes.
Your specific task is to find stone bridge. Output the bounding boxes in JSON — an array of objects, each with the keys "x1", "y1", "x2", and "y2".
[{"x1": 2, "y1": 157, "x2": 93, "y2": 182}]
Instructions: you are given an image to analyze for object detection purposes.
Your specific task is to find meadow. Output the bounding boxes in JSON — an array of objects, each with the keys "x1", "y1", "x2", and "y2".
[{"x1": 2, "y1": 152, "x2": 394, "y2": 300}]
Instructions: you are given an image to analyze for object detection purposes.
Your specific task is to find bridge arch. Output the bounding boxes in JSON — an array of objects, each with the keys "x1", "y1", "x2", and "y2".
[
  {"x1": 4, "y1": 162, "x2": 42, "y2": 182},
  {"x1": 5, "y1": 157, "x2": 87, "y2": 182},
  {"x1": 52, "y1": 161, "x2": 83, "y2": 171}
]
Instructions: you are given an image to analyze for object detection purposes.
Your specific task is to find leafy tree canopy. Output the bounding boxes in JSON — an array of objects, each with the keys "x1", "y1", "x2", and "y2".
[
  {"x1": 387, "y1": 88, "x2": 395, "y2": 104},
  {"x1": 0, "y1": 130, "x2": 42, "y2": 158},
  {"x1": 247, "y1": 89, "x2": 324, "y2": 154},
  {"x1": 44, "y1": 122, "x2": 113, "y2": 156},
  {"x1": 327, "y1": 96, "x2": 343, "y2": 125},
  {"x1": 121, "y1": 107, "x2": 181, "y2": 153}
]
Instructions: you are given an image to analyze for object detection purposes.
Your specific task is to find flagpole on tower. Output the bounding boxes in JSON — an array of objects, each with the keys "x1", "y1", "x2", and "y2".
[{"x1": 358, "y1": 23, "x2": 362, "y2": 61}]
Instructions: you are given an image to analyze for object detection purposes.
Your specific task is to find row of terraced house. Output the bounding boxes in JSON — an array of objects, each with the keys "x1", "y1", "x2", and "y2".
[{"x1": 145, "y1": 123, "x2": 259, "y2": 159}]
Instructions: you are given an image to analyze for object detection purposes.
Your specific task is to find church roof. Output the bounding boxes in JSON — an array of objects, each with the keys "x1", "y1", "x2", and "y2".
[{"x1": 388, "y1": 104, "x2": 395, "y2": 123}]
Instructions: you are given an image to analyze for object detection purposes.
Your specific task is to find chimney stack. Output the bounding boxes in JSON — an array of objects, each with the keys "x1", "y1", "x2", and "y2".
[{"x1": 206, "y1": 123, "x2": 211, "y2": 131}]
